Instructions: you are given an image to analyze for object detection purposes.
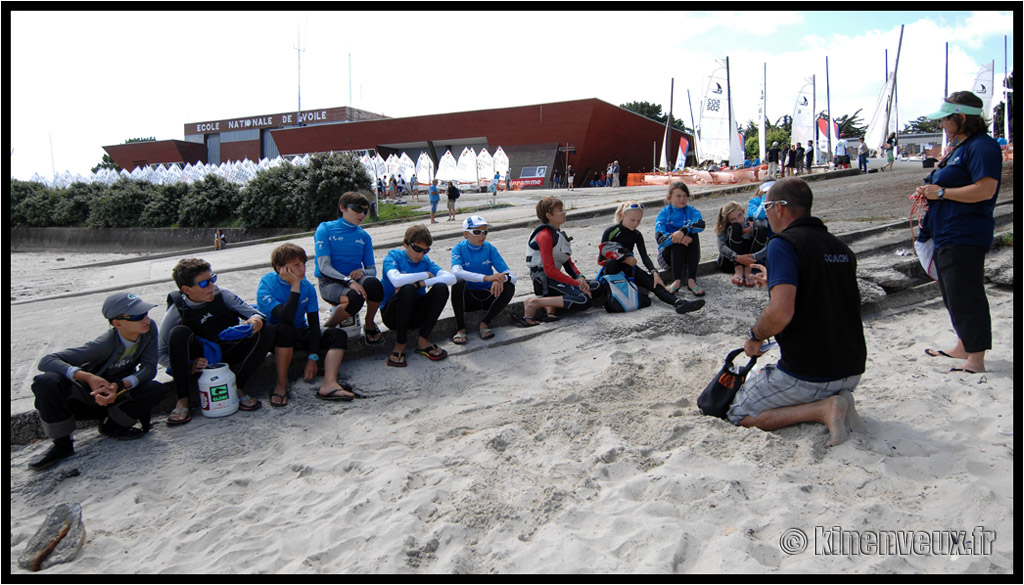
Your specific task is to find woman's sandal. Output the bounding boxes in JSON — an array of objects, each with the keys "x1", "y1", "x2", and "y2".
[
  {"x1": 665, "y1": 283, "x2": 681, "y2": 294},
  {"x1": 538, "y1": 312, "x2": 559, "y2": 323},
  {"x1": 452, "y1": 331, "x2": 469, "y2": 345},
  {"x1": 731, "y1": 275, "x2": 745, "y2": 286},
  {"x1": 386, "y1": 352, "x2": 407, "y2": 367},
  {"x1": 479, "y1": 328, "x2": 495, "y2": 340},
  {"x1": 743, "y1": 276, "x2": 756, "y2": 287},
  {"x1": 166, "y1": 406, "x2": 192, "y2": 426},
  {"x1": 270, "y1": 391, "x2": 290, "y2": 408},
  {"x1": 687, "y1": 283, "x2": 706, "y2": 297},
  {"x1": 238, "y1": 394, "x2": 262, "y2": 411},
  {"x1": 511, "y1": 314, "x2": 540, "y2": 328},
  {"x1": 415, "y1": 344, "x2": 448, "y2": 361},
  {"x1": 363, "y1": 326, "x2": 384, "y2": 345}
]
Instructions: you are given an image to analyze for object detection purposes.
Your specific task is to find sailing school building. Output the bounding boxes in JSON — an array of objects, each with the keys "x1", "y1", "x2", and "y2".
[{"x1": 103, "y1": 99, "x2": 693, "y2": 189}]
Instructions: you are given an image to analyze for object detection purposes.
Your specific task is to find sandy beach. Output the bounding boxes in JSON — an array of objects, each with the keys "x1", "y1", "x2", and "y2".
[{"x1": 8, "y1": 167, "x2": 1016, "y2": 574}]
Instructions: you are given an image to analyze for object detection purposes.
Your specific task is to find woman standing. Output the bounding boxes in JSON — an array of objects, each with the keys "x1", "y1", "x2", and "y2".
[
  {"x1": 916, "y1": 91, "x2": 1002, "y2": 374},
  {"x1": 881, "y1": 132, "x2": 897, "y2": 172}
]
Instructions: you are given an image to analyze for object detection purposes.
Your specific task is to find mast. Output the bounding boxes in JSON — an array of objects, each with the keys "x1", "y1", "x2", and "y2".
[
  {"x1": 943, "y1": 42, "x2": 949, "y2": 153},
  {"x1": 811, "y1": 74, "x2": 817, "y2": 165},
  {"x1": 888, "y1": 26, "x2": 904, "y2": 148},
  {"x1": 759, "y1": 63, "x2": 767, "y2": 163},
  {"x1": 725, "y1": 56, "x2": 737, "y2": 166},
  {"x1": 1004, "y1": 35, "x2": 1011, "y2": 143},
  {"x1": 826, "y1": 56, "x2": 833, "y2": 159},
  {"x1": 661, "y1": 78, "x2": 675, "y2": 170},
  {"x1": 687, "y1": 89, "x2": 698, "y2": 164}
]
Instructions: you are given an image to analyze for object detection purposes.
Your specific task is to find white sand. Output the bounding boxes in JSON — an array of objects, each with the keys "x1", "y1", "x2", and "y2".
[{"x1": 8, "y1": 277, "x2": 1015, "y2": 574}]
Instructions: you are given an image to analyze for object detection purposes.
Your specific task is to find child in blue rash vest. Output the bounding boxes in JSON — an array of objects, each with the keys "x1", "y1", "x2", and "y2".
[
  {"x1": 600, "y1": 201, "x2": 705, "y2": 314},
  {"x1": 450, "y1": 215, "x2": 517, "y2": 344},
  {"x1": 654, "y1": 181, "x2": 706, "y2": 296},
  {"x1": 428, "y1": 179, "x2": 441, "y2": 224},
  {"x1": 28, "y1": 291, "x2": 166, "y2": 470},
  {"x1": 258, "y1": 243, "x2": 354, "y2": 406},
  {"x1": 381, "y1": 224, "x2": 457, "y2": 366},
  {"x1": 314, "y1": 191, "x2": 385, "y2": 344},
  {"x1": 158, "y1": 258, "x2": 273, "y2": 425}
]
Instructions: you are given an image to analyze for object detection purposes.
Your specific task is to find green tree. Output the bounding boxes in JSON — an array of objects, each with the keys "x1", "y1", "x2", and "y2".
[
  {"x1": 53, "y1": 181, "x2": 104, "y2": 226},
  {"x1": 621, "y1": 101, "x2": 688, "y2": 131},
  {"x1": 10, "y1": 180, "x2": 56, "y2": 227},
  {"x1": 238, "y1": 163, "x2": 306, "y2": 228},
  {"x1": 90, "y1": 154, "x2": 121, "y2": 174},
  {"x1": 834, "y1": 109, "x2": 867, "y2": 138},
  {"x1": 87, "y1": 179, "x2": 149, "y2": 228},
  {"x1": 901, "y1": 116, "x2": 942, "y2": 134},
  {"x1": 140, "y1": 182, "x2": 187, "y2": 228},
  {"x1": 177, "y1": 175, "x2": 241, "y2": 228},
  {"x1": 298, "y1": 153, "x2": 373, "y2": 228}
]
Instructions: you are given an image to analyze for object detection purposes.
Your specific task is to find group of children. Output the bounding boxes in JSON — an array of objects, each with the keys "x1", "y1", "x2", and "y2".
[{"x1": 28, "y1": 182, "x2": 774, "y2": 471}]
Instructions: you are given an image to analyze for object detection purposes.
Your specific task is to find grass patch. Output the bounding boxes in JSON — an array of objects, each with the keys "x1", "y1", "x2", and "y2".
[{"x1": 364, "y1": 203, "x2": 427, "y2": 224}]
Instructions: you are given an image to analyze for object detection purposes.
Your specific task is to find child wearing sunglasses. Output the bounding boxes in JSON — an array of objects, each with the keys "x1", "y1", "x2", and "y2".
[
  {"x1": 257, "y1": 243, "x2": 355, "y2": 406},
  {"x1": 449, "y1": 215, "x2": 517, "y2": 344},
  {"x1": 314, "y1": 191, "x2": 386, "y2": 344},
  {"x1": 158, "y1": 258, "x2": 274, "y2": 425},
  {"x1": 600, "y1": 201, "x2": 705, "y2": 314},
  {"x1": 27, "y1": 292, "x2": 166, "y2": 471},
  {"x1": 381, "y1": 225, "x2": 456, "y2": 366}
]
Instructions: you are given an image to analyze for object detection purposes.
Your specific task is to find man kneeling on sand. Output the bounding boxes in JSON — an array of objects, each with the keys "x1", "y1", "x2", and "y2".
[{"x1": 726, "y1": 178, "x2": 867, "y2": 446}]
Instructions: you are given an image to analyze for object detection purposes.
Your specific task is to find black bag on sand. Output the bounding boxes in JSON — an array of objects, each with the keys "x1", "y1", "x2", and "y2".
[{"x1": 698, "y1": 348, "x2": 758, "y2": 419}]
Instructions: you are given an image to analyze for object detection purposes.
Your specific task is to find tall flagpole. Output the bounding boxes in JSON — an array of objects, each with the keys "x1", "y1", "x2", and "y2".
[
  {"x1": 943, "y1": 42, "x2": 949, "y2": 153},
  {"x1": 1004, "y1": 35, "x2": 1011, "y2": 143}
]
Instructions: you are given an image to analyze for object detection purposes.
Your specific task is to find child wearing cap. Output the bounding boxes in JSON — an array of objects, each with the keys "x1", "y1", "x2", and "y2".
[
  {"x1": 381, "y1": 224, "x2": 457, "y2": 366},
  {"x1": 257, "y1": 243, "x2": 355, "y2": 406},
  {"x1": 158, "y1": 258, "x2": 273, "y2": 425},
  {"x1": 28, "y1": 292, "x2": 167, "y2": 471},
  {"x1": 450, "y1": 216, "x2": 517, "y2": 344}
]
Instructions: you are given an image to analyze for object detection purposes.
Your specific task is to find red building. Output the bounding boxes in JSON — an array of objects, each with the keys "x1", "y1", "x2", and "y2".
[{"x1": 104, "y1": 99, "x2": 693, "y2": 189}]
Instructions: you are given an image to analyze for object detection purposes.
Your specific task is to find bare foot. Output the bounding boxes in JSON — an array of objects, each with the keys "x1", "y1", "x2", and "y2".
[
  {"x1": 825, "y1": 394, "x2": 850, "y2": 447},
  {"x1": 838, "y1": 390, "x2": 866, "y2": 434}
]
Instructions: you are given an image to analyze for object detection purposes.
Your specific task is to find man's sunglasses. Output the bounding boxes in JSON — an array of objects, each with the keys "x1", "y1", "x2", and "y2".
[
  {"x1": 409, "y1": 243, "x2": 431, "y2": 254},
  {"x1": 191, "y1": 274, "x2": 218, "y2": 288},
  {"x1": 346, "y1": 204, "x2": 369, "y2": 214},
  {"x1": 762, "y1": 200, "x2": 789, "y2": 211}
]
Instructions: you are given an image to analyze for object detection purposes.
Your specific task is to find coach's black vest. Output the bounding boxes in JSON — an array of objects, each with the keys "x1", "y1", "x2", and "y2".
[
  {"x1": 771, "y1": 217, "x2": 866, "y2": 379},
  {"x1": 167, "y1": 291, "x2": 240, "y2": 342}
]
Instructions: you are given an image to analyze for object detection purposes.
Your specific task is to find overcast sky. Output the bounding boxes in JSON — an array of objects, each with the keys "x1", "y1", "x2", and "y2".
[{"x1": 8, "y1": 9, "x2": 1015, "y2": 180}]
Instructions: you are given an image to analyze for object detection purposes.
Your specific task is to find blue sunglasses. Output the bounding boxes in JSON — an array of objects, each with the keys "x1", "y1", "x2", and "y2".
[{"x1": 192, "y1": 274, "x2": 218, "y2": 288}]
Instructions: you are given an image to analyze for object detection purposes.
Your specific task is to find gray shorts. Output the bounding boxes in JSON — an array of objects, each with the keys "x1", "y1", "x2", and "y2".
[
  {"x1": 727, "y1": 364, "x2": 861, "y2": 425},
  {"x1": 317, "y1": 273, "x2": 376, "y2": 305}
]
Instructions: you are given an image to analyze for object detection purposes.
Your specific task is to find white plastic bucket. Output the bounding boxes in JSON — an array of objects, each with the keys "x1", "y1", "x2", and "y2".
[{"x1": 197, "y1": 363, "x2": 239, "y2": 418}]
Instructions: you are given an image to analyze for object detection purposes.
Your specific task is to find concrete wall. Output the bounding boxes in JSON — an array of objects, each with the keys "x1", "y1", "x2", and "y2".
[{"x1": 11, "y1": 227, "x2": 302, "y2": 254}]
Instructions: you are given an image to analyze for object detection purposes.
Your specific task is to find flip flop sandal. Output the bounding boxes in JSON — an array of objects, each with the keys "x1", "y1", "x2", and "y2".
[
  {"x1": 538, "y1": 312, "x2": 560, "y2": 323},
  {"x1": 924, "y1": 348, "x2": 953, "y2": 358},
  {"x1": 415, "y1": 344, "x2": 448, "y2": 361},
  {"x1": 363, "y1": 327, "x2": 385, "y2": 345},
  {"x1": 238, "y1": 396, "x2": 262, "y2": 411},
  {"x1": 166, "y1": 407, "x2": 192, "y2": 426},
  {"x1": 315, "y1": 387, "x2": 355, "y2": 401},
  {"x1": 387, "y1": 352, "x2": 407, "y2": 367},
  {"x1": 270, "y1": 391, "x2": 290, "y2": 408},
  {"x1": 731, "y1": 276, "x2": 745, "y2": 286},
  {"x1": 744, "y1": 277, "x2": 756, "y2": 287},
  {"x1": 511, "y1": 314, "x2": 540, "y2": 328},
  {"x1": 479, "y1": 328, "x2": 495, "y2": 340},
  {"x1": 452, "y1": 332, "x2": 469, "y2": 345},
  {"x1": 665, "y1": 283, "x2": 681, "y2": 294},
  {"x1": 687, "y1": 284, "x2": 706, "y2": 297}
]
